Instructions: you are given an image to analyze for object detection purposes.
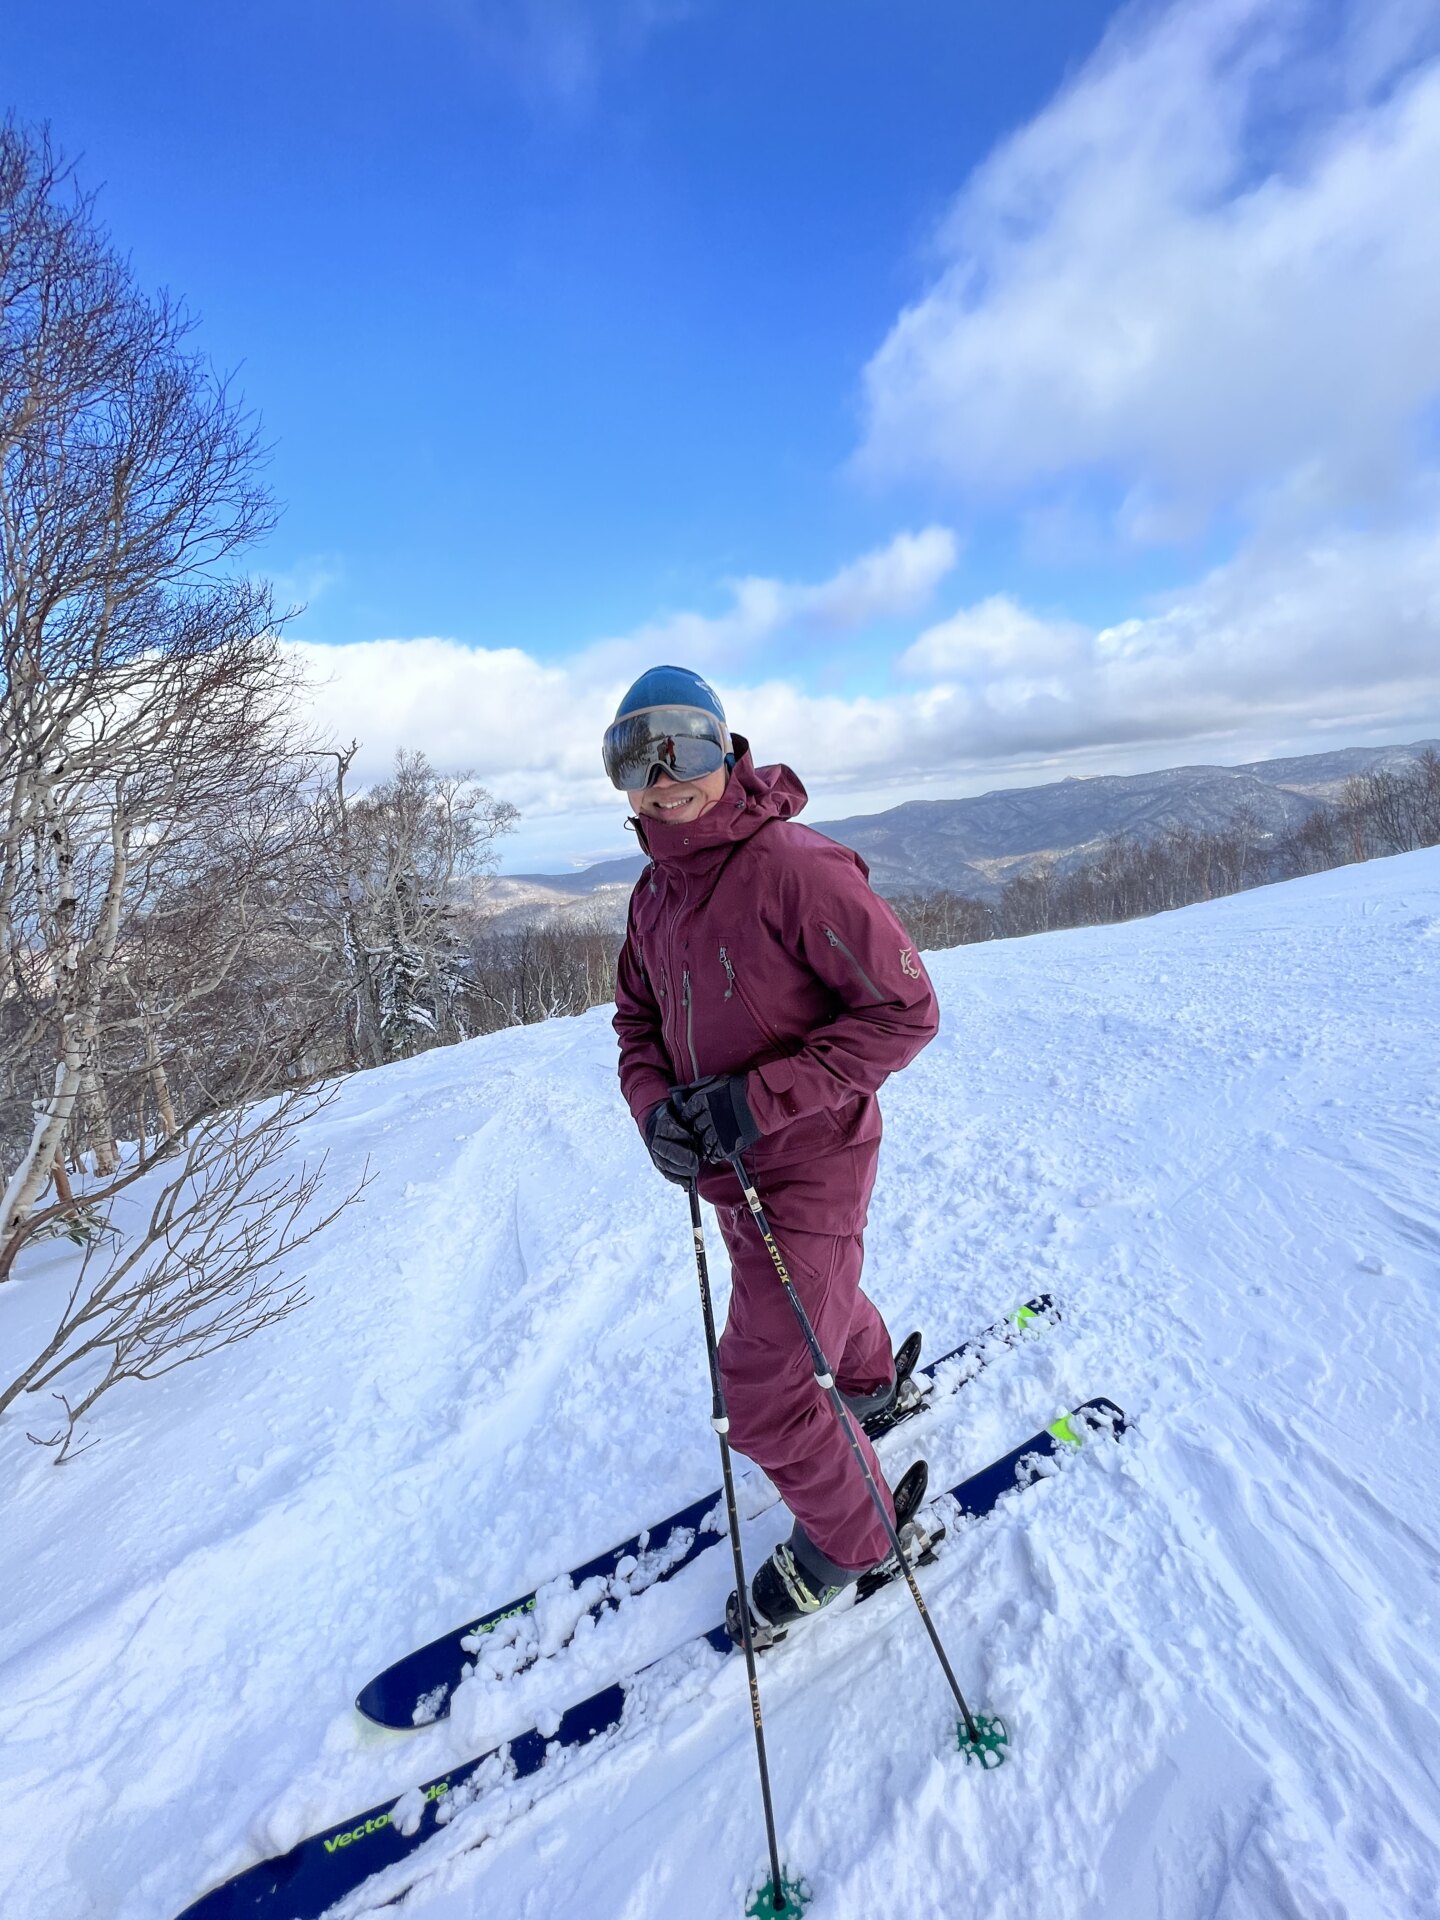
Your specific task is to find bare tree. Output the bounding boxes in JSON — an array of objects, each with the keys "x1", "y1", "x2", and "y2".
[
  {"x1": 1342, "y1": 763, "x2": 1440, "y2": 858},
  {"x1": 889, "y1": 889, "x2": 993, "y2": 950},
  {"x1": 998, "y1": 858, "x2": 1057, "y2": 938},
  {"x1": 93, "y1": 732, "x2": 324, "y2": 1142},
  {"x1": 0, "y1": 123, "x2": 285, "y2": 1253},
  {"x1": 1218, "y1": 800, "x2": 1262, "y2": 894},
  {"x1": 1416, "y1": 749, "x2": 1440, "y2": 847},
  {"x1": 1274, "y1": 804, "x2": 1347, "y2": 877},
  {"x1": 465, "y1": 910, "x2": 619, "y2": 1031}
]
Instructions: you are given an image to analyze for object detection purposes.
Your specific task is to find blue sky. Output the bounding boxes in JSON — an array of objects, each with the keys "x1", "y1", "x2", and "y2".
[{"x1": 7, "y1": 0, "x2": 1440, "y2": 867}]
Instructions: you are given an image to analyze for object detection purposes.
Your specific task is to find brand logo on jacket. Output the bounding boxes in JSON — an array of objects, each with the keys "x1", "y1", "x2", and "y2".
[{"x1": 899, "y1": 947, "x2": 922, "y2": 980}]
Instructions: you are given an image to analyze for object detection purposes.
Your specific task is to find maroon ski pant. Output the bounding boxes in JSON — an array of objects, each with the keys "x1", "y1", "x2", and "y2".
[{"x1": 716, "y1": 1203, "x2": 897, "y2": 1575}]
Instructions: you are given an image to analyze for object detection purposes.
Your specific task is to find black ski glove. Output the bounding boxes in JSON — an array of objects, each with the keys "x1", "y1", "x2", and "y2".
[
  {"x1": 674, "y1": 1075, "x2": 763, "y2": 1164},
  {"x1": 644, "y1": 1099, "x2": 702, "y2": 1186}
]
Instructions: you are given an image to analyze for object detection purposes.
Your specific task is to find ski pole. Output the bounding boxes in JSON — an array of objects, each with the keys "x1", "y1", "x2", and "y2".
[
  {"x1": 728, "y1": 1153, "x2": 984, "y2": 1749},
  {"x1": 685, "y1": 1181, "x2": 795, "y2": 1915}
]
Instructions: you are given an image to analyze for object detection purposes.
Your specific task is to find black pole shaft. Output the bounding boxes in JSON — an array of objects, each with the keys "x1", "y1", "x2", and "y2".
[
  {"x1": 729, "y1": 1153, "x2": 982, "y2": 1746},
  {"x1": 686, "y1": 1182, "x2": 789, "y2": 1914}
]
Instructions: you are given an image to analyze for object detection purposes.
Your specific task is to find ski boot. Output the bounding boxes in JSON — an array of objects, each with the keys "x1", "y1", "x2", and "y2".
[
  {"x1": 856, "y1": 1330, "x2": 926, "y2": 1440},
  {"x1": 726, "y1": 1460, "x2": 932, "y2": 1650}
]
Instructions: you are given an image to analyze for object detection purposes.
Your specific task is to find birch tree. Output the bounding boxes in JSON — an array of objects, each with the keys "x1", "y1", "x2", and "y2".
[{"x1": 0, "y1": 123, "x2": 283, "y2": 1257}]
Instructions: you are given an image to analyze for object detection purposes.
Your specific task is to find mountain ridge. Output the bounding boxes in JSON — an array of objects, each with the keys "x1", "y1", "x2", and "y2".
[{"x1": 483, "y1": 738, "x2": 1438, "y2": 926}]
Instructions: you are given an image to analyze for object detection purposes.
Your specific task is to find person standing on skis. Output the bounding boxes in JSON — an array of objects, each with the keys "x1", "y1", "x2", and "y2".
[{"x1": 606, "y1": 665, "x2": 940, "y2": 1633}]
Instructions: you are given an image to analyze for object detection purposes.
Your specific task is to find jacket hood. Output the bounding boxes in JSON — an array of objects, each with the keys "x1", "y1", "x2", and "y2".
[{"x1": 631, "y1": 737, "x2": 807, "y2": 863}]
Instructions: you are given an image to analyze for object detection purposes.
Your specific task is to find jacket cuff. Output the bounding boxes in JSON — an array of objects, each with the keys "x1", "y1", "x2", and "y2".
[{"x1": 626, "y1": 1073, "x2": 674, "y2": 1130}]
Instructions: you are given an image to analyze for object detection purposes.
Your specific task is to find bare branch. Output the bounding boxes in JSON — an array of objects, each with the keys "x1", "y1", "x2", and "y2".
[{"x1": 0, "y1": 1080, "x2": 370, "y2": 1457}]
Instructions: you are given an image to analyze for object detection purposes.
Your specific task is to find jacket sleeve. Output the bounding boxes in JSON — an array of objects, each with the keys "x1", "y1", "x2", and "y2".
[
  {"x1": 612, "y1": 904, "x2": 675, "y2": 1130},
  {"x1": 743, "y1": 838, "x2": 939, "y2": 1135}
]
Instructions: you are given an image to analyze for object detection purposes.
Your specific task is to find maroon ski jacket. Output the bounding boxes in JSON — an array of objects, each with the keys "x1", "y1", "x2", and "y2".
[{"x1": 613, "y1": 741, "x2": 940, "y2": 1233}]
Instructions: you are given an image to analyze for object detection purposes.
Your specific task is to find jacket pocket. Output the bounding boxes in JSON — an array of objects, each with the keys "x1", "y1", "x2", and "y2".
[
  {"x1": 822, "y1": 926, "x2": 884, "y2": 1003},
  {"x1": 719, "y1": 945, "x2": 785, "y2": 1053}
]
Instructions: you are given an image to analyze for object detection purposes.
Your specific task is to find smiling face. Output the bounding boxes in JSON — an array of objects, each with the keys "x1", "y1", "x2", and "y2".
[{"x1": 627, "y1": 763, "x2": 730, "y2": 825}]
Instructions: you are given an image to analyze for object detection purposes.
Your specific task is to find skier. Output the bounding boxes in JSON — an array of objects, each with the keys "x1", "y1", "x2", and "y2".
[{"x1": 607, "y1": 665, "x2": 940, "y2": 1632}]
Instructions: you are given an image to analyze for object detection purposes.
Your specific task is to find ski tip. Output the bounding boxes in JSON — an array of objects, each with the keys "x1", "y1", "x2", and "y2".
[
  {"x1": 354, "y1": 1684, "x2": 385, "y2": 1724},
  {"x1": 353, "y1": 1683, "x2": 388, "y2": 1725},
  {"x1": 353, "y1": 1678, "x2": 451, "y2": 1730},
  {"x1": 1083, "y1": 1395, "x2": 1128, "y2": 1435},
  {"x1": 745, "y1": 1872, "x2": 812, "y2": 1917},
  {"x1": 1012, "y1": 1292, "x2": 1059, "y2": 1331},
  {"x1": 1048, "y1": 1399, "x2": 1128, "y2": 1448}
]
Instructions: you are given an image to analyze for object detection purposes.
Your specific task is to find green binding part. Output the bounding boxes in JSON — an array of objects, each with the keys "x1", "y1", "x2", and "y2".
[
  {"x1": 1012, "y1": 1305, "x2": 1038, "y2": 1330},
  {"x1": 1047, "y1": 1412, "x2": 1083, "y2": 1447},
  {"x1": 745, "y1": 1874, "x2": 812, "y2": 1916},
  {"x1": 957, "y1": 1713, "x2": 1011, "y2": 1769}
]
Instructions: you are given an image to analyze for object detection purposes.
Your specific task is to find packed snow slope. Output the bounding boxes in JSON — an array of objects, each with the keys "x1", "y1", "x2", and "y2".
[{"x1": 3, "y1": 851, "x2": 1439, "y2": 1920}]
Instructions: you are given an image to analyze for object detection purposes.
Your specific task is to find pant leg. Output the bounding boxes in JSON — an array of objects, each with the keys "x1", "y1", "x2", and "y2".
[
  {"x1": 836, "y1": 1276, "x2": 895, "y2": 1421},
  {"x1": 835, "y1": 1286, "x2": 894, "y2": 1403},
  {"x1": 717, "y1": 1205, "x2": 895, "y2": 1574}
]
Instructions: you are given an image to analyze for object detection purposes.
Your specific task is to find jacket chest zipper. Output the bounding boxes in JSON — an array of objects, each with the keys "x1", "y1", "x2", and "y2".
[{"x1": 681, "y1": 968, "x2": 701, "y2": 1080}]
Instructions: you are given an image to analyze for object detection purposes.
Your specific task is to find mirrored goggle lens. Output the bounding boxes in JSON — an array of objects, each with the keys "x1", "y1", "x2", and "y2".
[{"x1": 603, "y1": 708, "x2": 728, "y2": 790}]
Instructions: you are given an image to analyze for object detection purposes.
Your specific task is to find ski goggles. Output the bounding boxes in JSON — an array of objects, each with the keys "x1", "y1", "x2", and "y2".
[{"x1": 602, "y1": 705, "x2": 732, "y2": 791}]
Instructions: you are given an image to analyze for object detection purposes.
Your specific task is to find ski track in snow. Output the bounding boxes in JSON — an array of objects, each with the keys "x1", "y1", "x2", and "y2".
[{"x1": 2, "y1": 852, "x2": 1438, "y2": 1920}]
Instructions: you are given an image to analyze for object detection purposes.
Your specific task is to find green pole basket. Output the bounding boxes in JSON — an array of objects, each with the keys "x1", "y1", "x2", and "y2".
[
  {"x1": 957, "y1": 1713, "x2": 1011, "y2": 1769},
  {"x1": 745, "y1": 1872, "x2": 812, "y2": 1917}
]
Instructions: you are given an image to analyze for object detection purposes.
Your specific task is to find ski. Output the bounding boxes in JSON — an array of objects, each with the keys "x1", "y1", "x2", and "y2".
[
  {"x1": 176, "y1": 1395, "x2": 1125, "y2": 1920},
  {"x1": 355, "y1": 1293, "x2": 1061, "y2": 1729}
]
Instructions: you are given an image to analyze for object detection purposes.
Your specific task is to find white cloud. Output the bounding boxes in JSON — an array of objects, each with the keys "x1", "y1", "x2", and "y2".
[
  {"x1": 858, "y1": 0, "x2": 1440, "y2": 532},
  {"x1": 287, "y1": 527, "x2": 956, "y2": 806},
  {"x1": 287, "y1": 506, "x2": 1440, "y2": 863},
  {"x1": 287, "y1": 638, "x2": 584, "y2": 792},
  {"x1": 797, "y1": 526, "x2": 961, "y2": 629},
  {"x1": 901, "y1": 596, "x2": 1087, "y2": 677},
  {"x1": 884, "y1": 512, "x2": 1440, "y2": 766},
  {"x1": 578, "y1": 525, "x2": 959, "y2": 680}
]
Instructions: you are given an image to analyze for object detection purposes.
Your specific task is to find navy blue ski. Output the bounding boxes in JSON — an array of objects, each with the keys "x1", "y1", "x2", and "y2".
[
  {"x1": 355, "y1": 1295, "x2": 1059, "y2": 1730},
  {"x1": 175, "y1": 1395, "x2": 1125, "y2": 1920}
]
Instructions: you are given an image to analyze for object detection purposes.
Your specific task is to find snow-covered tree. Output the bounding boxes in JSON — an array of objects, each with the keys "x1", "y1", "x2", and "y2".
[{"x1": 318, "y1": 747, "x2": 516, "y2": 1067}]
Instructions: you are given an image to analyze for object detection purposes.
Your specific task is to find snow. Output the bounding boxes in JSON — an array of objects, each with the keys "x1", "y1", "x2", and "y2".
[{"x1": 3, "y1": 850, "x2": 1439, "y2": 1920}]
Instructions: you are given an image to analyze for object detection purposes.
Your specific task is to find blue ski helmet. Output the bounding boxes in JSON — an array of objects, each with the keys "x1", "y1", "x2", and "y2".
[{"x1": 612, "y1": 665, "x2": 726, "y2": 726}]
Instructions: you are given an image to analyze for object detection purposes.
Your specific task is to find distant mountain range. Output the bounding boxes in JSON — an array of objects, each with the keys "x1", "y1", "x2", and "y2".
[{"x1": 480, "y1": 739, "x2": 1439, "y2": 931}]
